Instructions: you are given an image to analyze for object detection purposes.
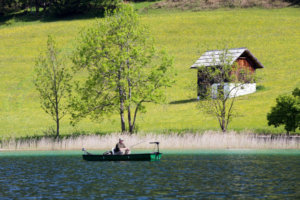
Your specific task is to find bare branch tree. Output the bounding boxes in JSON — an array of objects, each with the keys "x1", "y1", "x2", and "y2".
[
  {"x1": 197, "y1": 48, "x2": 255, "y2": 132},
  {"x1": 34, "y1": 35, "x2": 72, "y2": 137}
]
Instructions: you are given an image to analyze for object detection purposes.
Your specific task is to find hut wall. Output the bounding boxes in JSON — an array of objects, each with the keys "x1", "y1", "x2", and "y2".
[
  {"x1": 232, "y1": 58, "x2": 256, "y2": 82},
  {"x1": 197, "y1": 57, "x2": 258, "y2": 99},
  {"x1": 197, "y1": 69, "x2": 213, "y2": 99},
  {"x1": 236, "y1": 57, "x2": 255, "y2": 72},
  {"x1": 212, "y1": 83, "x2": 256, "y2": 98}
]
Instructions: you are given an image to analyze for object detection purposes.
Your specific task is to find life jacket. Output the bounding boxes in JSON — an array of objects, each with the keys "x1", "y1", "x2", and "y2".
[{"x1": 114, "y1": 144, "x2": 120, "y2": 152}]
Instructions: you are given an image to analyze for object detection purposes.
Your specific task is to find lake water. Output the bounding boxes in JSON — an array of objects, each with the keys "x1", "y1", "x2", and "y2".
[{"x1": 0, "y1": 150, "x2": 299, "y2": 199}]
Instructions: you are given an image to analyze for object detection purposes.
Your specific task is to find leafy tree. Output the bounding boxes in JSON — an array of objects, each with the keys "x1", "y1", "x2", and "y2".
[
  {"x1": 0, "y1": 0, "x2": 22, "y2": 15},
  {"x1": 71, "y1": 4, "x2": 175, "y2": 134},
  {"x1": 49, "y1": 0, "x2": 88, "y2": 16},
  {"x1": 34, "y1": 36, "x2": 72, "y2": 137},
  {"x1": 197, "y1": 48, "x2": 255, "y2": 132},
  {"x1": 267, "y1": 87, "x2": 300, "y2": 135},
  {"x1": 0, "y1": 0, "x2": 121, "y2": 17},
  {"x1": 292, "y1": 87, "x2": 300, "y2": 97},
  {"x1": 48, "y1": 0, "x2": 121, "y2": 16}
]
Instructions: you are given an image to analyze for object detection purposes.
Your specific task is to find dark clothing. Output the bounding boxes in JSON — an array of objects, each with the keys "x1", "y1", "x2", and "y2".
[{"x1": 114, "y1": 142, "x2": 126, "y2": 153}]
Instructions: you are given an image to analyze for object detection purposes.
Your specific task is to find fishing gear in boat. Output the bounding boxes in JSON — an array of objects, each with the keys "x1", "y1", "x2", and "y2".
[
  {"x1": 149, "y1": 142, "x2": 160, "y2": 153},
  {"x1": 101, "y1": 139, "x2": 154, "y2": 155}
]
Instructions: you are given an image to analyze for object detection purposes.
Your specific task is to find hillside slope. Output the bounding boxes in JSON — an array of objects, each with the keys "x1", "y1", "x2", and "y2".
[{"x1": 0, "y1": 8, "x2": 299, "y2": 137}]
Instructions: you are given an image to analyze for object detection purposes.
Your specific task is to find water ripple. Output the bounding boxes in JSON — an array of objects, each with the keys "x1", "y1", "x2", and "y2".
[{"x1": 0, "y1": 154, "x2": 299, "y2": 199}]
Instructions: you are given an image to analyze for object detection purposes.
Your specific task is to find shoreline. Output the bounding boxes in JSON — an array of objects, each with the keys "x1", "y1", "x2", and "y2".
[{"x1": 1, "y1": 132, "x2": 299, "y2": 151}]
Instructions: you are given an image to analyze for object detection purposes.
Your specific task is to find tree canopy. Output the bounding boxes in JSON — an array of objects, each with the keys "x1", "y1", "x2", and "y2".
[
  {"x1": 267, "y1": 87, "x2": 300, "y2": 134},
  {"x1": 71, "y1": 4, "x2": 175, "y2": 133},
  {"x1": 0, "y1": 0, "x2": 121, "y2": 16}
]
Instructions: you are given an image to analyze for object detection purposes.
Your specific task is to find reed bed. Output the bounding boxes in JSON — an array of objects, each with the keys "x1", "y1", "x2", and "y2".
[{"x1": 0, "y1": 131, "x2": 299, "y2": 151}]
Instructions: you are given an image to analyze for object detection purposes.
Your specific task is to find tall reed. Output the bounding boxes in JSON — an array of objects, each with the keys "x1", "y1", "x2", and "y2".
[{"x1": 0, "y1": 131, "x2": 299, "y2": 151}]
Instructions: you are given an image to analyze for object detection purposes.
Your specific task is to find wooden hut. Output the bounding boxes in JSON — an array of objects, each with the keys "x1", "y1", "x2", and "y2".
[{"x1": 190, "y1": 48, "x2": 264, "y2": 99}]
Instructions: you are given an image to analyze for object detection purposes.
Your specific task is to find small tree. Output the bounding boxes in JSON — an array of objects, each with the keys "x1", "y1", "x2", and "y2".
[
  {"x1": 267, "y1": 87, "x2": 300, "y2": 135},
  {"x1": 34, "y1": 36, "x2": 72, "y2": 138},
  {"x1": 197, "y1": 48, "x2": 255, "y2": 132},
  {"x1": 71, "y1": 4, "x2": 175, "y2": 134}
]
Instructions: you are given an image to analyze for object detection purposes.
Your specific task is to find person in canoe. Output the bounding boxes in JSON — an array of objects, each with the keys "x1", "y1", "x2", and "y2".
[{"x1": 114, "y1": 138, "x2": 131, "y2": 155}]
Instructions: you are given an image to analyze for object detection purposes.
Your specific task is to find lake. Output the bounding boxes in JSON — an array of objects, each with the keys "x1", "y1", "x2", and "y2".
[{"x1": 0, "y1": 150, "x2": 299, "y2": 199}]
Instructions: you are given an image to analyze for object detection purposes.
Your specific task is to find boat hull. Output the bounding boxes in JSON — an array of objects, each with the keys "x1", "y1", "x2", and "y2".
[{"x1": 82, "y1": 153, "x2": 162, "y2": 161}]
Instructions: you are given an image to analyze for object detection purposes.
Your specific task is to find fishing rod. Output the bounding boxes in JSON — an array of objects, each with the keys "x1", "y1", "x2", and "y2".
[
  {"x1": 129, "y1": 140, "x2": 150, "y2": 149},
  {"x1": 129, "y1": 140, "x2": 160, "y2": 153}
]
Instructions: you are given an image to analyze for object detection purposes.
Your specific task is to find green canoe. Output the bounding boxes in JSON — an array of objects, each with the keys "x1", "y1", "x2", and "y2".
[
  {"x1": 82, "y1": 152, "x2": 162, "y2": 161},
  {"x1": 82, "y1": 142, "x2": 162, "y2": 161}
]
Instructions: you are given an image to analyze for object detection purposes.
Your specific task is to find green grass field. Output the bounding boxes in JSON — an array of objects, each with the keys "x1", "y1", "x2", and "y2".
[{"x1": 0, "y1": 6, "x2": 300, "y2": 138}]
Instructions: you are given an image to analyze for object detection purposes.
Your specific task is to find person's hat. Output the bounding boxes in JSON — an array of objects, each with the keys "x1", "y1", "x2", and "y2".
[{"x1": 119, "y1": 138, "x2": 124, "y2": 141}]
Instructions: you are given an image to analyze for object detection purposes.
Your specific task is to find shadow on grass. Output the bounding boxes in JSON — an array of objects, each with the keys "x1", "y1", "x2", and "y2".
[
  {"x1": 169, "y1": 98, "x2": 198, "y2": 105},
  {"x1": 0, "y1": 11, "x2": 105, "y2": 26},
  {"x1": 0, "y1": 1, "x2": 159, "y2": 26},
  {"x1": 256, "y1": 85, "x2": 267, "y2": 91}
]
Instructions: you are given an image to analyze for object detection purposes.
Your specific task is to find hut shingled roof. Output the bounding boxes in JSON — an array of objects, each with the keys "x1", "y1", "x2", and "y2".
[{"x1": 190, "y1": 47, "x2": 264, "y2": 69}]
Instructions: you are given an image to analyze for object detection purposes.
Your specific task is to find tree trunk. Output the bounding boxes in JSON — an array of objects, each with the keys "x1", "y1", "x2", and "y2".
[
  {"x1": 56, "y1": 117, "x2": 59, "y2": 138},
  {"x1": 53, "y1": 47, "x2": 59, "y2": 138},
  {"x1": 119, "y1": 97, "x2": 126, "y2": 132},
  {"x1": 55, "y1": 93, "x2": 59, "y2": 138},
  {"x1": 221, "y1": 120, "x2": 226, "y2": 132},
  {"x1": 221, "y1": 100, "x2": 226, "y2": 133},
  {"x1": 129, "y1": 124, "x2": 133, "y2": 134},
  {"x1": 35, "y1": 0, "x2": 39, "y2": 13},
  {"x1": 118, "y1": 66, "x2": 126, "y2": 133},
  {"x1": 131, "y1": 102, "x2": 142, "y2": 135},
  {"x1": 127, "y1": 79, "x2": 133, "y2": 133},
  {"x1": 42, "y1": 1, "x2": 47, "y2": 13},
  {"x1": 117, "y1": 78, "x2": 125, "y2": 131},
  {"x1": 128, "y1": 107, "x2": 133, "y2": 134},
  {"x1": 126, "y1": 57, "x2": 133, "y2": 134}
]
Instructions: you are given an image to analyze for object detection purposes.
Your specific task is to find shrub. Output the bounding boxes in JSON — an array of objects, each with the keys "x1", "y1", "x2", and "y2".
[{"x1": 267, "y1": 87, "x2": 300, "y2": 135}]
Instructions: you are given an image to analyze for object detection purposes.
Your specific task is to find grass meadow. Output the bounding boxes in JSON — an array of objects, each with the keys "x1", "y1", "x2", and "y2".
[{"x1": 0, "y1": 6, "x2": 300, "y2": 138}]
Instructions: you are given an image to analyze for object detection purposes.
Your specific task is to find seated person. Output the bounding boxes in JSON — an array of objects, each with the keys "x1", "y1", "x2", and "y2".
[{"x1": 114, "y1": 138, "x2": 130, "y2": 155}]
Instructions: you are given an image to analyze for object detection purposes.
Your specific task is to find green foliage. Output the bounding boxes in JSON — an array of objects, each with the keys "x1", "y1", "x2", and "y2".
[
  {"x1": 34, "y1": 36, "x2": 72, "y2": 137},
  {"x1": 48, "y1": 0, "x2": 122, "y2": 16},
  {"x1": 49, "y1": 0, "x2": 88, "y2": 16},
  {"x1": 0, "y1": 0, "x2": 48, "y2": 15},
  {"x1": 267, "y1": 88, "x2": 300, "y2": 134},
  {"x1": 292, "y1": 87, "x2": 300, "y2": 97},
  {"x1": 72, "y1": 4, "x2": 175, "y2": 133},
  {"x1": 0, "y1": 0, "x2": 122, "y2": 17},
  {"x1": 0, "y1": 0, "x2": 16, "y2": 16}
]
